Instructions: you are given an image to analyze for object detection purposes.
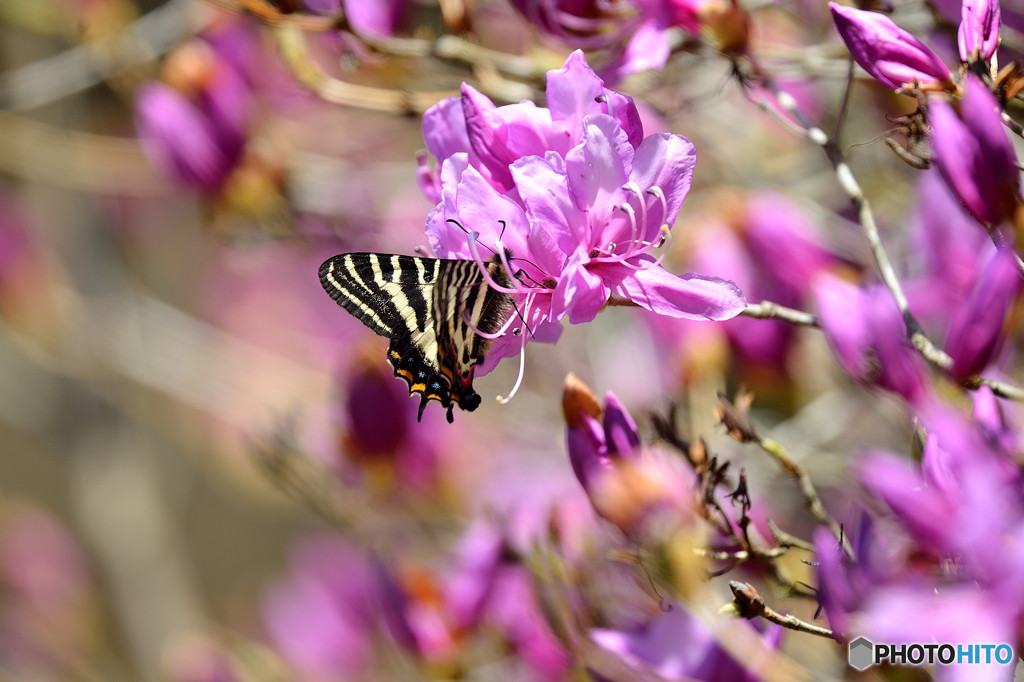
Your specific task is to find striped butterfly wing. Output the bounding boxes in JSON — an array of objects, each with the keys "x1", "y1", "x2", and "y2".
[{"x1": 318, "y1": 253, "x2": 514, "y2": 422}]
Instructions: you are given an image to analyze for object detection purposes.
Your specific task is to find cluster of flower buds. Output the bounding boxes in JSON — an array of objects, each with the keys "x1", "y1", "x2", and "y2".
[{"x1": 829, "y1": 1, "x2": 1021, "y2": 232}]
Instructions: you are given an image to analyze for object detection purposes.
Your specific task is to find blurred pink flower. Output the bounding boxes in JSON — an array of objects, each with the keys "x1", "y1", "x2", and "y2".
[
  {"x1": 264, "y1": 535, "x2": 457, "y2": 678},
  {"x1": 814, "y1": 274, "x2": 928, "y2": 404},
  {"x1": 136, "y1": 38, "x2": 251, "y2": 191},
  {"x1": 943, "y1": 247, "x2": 1023, "y2": 380},
  {"x1": 165, "y1": 637, "x2": 243, "y2": 682},
  {"x1": 303, "y1": 0, "x2": 407, "y2": 36},
  {"x1": 563, "y1": 374, "x2": 696, "y2": 539},
  {"x1": 591, "y1": 602, "x2": 781, "y2": 681},
  {"x1": 829, "y1": 3, "x2": 952, "y2": 92},
  {"x1": 680, "y1": 193, "x2": 834, "y2": 370},
  {"x1": 0, "y1": 506, "x2": 93, "y2": 677},
  {"x1": 906, "y1": 170, "x2": 995, "y2": 326},
  {"x1": 263, "y1": 537, "x2": 376, "y2": 678},
  {"x1": 816, "y1": 396, "x2": 1024, "y2": 677},
  {"x1": 442, "y1": 518, "x2": 569, "y2": 680},
  {"x1": 930, "y1": 75, "x2": 1020, "y2": 227},
  {"x1": 333, "y1": 351, "x2": 450, "y2": 493}
]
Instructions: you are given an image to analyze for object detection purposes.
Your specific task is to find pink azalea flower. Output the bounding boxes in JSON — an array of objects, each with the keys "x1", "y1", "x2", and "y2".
[
  {"x1": 829, "y1": 3, "x2": 952, "y2": 92},
  {"x1": 420, "y1": 52, "x2": 745, "y2": 382},
  {"x1": 930, "y1": 75, "x2": 1021, "y2": 227},
  {"x1": 507, "y1": 0, "x2": 679, "y2": 80}
]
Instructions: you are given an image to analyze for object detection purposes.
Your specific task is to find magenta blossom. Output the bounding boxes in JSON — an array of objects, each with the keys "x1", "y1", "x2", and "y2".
[
  {"x1": 943, "y1": 247, "x2": 1023, "y2": 380},
  {"x1": 443, "y1": 519, "x2": 569, "y2": 680},
  {"x1": 959, "y1": 0, "x2": 1001, "y2": 64},
  {"x1": 816, "y1": 397, "x2": 1024, "y2": 678},
  {"x1": 136, "y1": 39, "x2": 250, "y2": 191},
  {"x1": 507, "y1": 0, "x2": 686, "y2": 81},
  {"x1": 814, "y1": 274, "x2": 927, "y2": 404},
  {"x1": 263, "y1": 535, "x2": 457, "y2": 678},
  {"x1": 829, "y1": 3, "x2": 952, "y2": 93},
  {"x1": 563, "y1": 374, "x2": 695, "y2": 539},
  {"x1": 930, "y1": 75, "x2": 1021, "y2": 227},
  {"x1": 591, "y1": 602, "x2": 781, "y2": 682},
  {"x1": 421, "y1": 52, "x2": 744, "y2": 378}
]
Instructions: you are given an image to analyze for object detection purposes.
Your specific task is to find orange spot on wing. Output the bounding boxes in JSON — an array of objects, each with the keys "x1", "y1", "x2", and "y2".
[
  {"x1": 410, "y1": 383, "x2": 426, "y2": 393},
  {"x1": 396, "y1": 369, "x2": 414, "y2": 381}
]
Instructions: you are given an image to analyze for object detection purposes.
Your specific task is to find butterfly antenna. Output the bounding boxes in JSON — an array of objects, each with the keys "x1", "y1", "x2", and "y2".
[{"x1": 447, "y1": 218, "x2": 496, "y2": 255}]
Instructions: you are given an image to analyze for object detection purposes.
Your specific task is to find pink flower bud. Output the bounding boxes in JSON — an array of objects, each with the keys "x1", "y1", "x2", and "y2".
[
  {"x1": 830, "y1": 3, "x2": 951, "y2": 92},
  {"x1": 930, "y1": 75, "x2": 1020, "y2": 226},
  {"x1": 959, "y1": 0, "x2": 1001, "y2": 64},
  {"x1": 944, "y1": 247, "x2": 1023, "y2": 379}
]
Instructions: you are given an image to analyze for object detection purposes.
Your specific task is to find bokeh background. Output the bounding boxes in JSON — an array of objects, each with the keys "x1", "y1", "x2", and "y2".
[{"x1": 0, "y1": 0, "x2": 1017, "y2": 680}]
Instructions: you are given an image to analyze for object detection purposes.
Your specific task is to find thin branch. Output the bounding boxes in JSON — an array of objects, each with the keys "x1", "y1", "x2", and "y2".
[
  {"x1": 729, "y1": 581, "x2": 836, "y2": 639},
  {"x1": 275, "y1": 25, "x2": 456, "y2": 114},
  {"x1": 757, "y1": 437, "x2": 852, "y2": 559},
  {"x1": 740, "y1": 301, "x2": 819, "y2": 327},
  {"x1": 1002, "y1": 111, "x2": 1024, "y2": 138}
]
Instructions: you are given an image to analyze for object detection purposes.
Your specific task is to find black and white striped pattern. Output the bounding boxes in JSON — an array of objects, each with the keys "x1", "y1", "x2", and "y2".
[{"x1": 318, "y1": 252, "x2": 514, "y2": 422}]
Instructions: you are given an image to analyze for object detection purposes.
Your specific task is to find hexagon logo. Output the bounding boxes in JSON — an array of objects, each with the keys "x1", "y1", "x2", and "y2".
[{"x1": 848, "y1": 636, "x2": 874, "y2": 671}]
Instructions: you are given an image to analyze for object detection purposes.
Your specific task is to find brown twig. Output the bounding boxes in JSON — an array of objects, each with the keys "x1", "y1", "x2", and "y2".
[{"x1": 729, "y1": 581, "x2": 835, "y2": 639}]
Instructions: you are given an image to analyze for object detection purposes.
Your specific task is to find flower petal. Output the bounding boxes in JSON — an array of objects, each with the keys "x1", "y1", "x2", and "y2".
[
  {"x1": 627, "y1": 132, "x2": 697, "y2": 239},
  {"x1": 564, "y1": 114, "x2": 633, "y2": 220},
  {"x1": 598, "y1": 260, "x2": 746, "y2": 320},
  {"x1": 552, "y1": 246, "x2": 609, "y2": 324}
]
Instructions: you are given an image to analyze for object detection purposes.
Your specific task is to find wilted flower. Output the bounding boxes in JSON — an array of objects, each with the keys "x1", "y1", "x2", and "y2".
[
  {"x1": 421, "y1": 52, "x2": 745, "y2": 381},
  {"x1": 829, "y1": 3, "x2": 952, "y2": 93},
  {"x1": 959, "y1": 0, "x2": 1001, "y2": 64},
  {"x1": 930, "y1": 75, "x2": 1021, "y2": 227}
]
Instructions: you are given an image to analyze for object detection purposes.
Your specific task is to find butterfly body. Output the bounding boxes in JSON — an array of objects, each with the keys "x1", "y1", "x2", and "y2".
[{"x1": 318, "y1": 252, "x2": 514, "y2": 422}]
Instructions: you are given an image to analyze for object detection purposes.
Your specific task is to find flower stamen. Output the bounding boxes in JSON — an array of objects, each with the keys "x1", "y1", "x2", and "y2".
[
  {"x1": 465, "y1": 231, "x2": 525, "y2": 295},
  {"x1": 497, "y1": 292, "x2": 535, "y2": 404}
]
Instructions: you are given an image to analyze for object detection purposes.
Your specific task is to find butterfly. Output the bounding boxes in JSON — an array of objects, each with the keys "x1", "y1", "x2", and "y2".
[{"x1": 318, "y1": 252, "x2": 515, "y2": 423}]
